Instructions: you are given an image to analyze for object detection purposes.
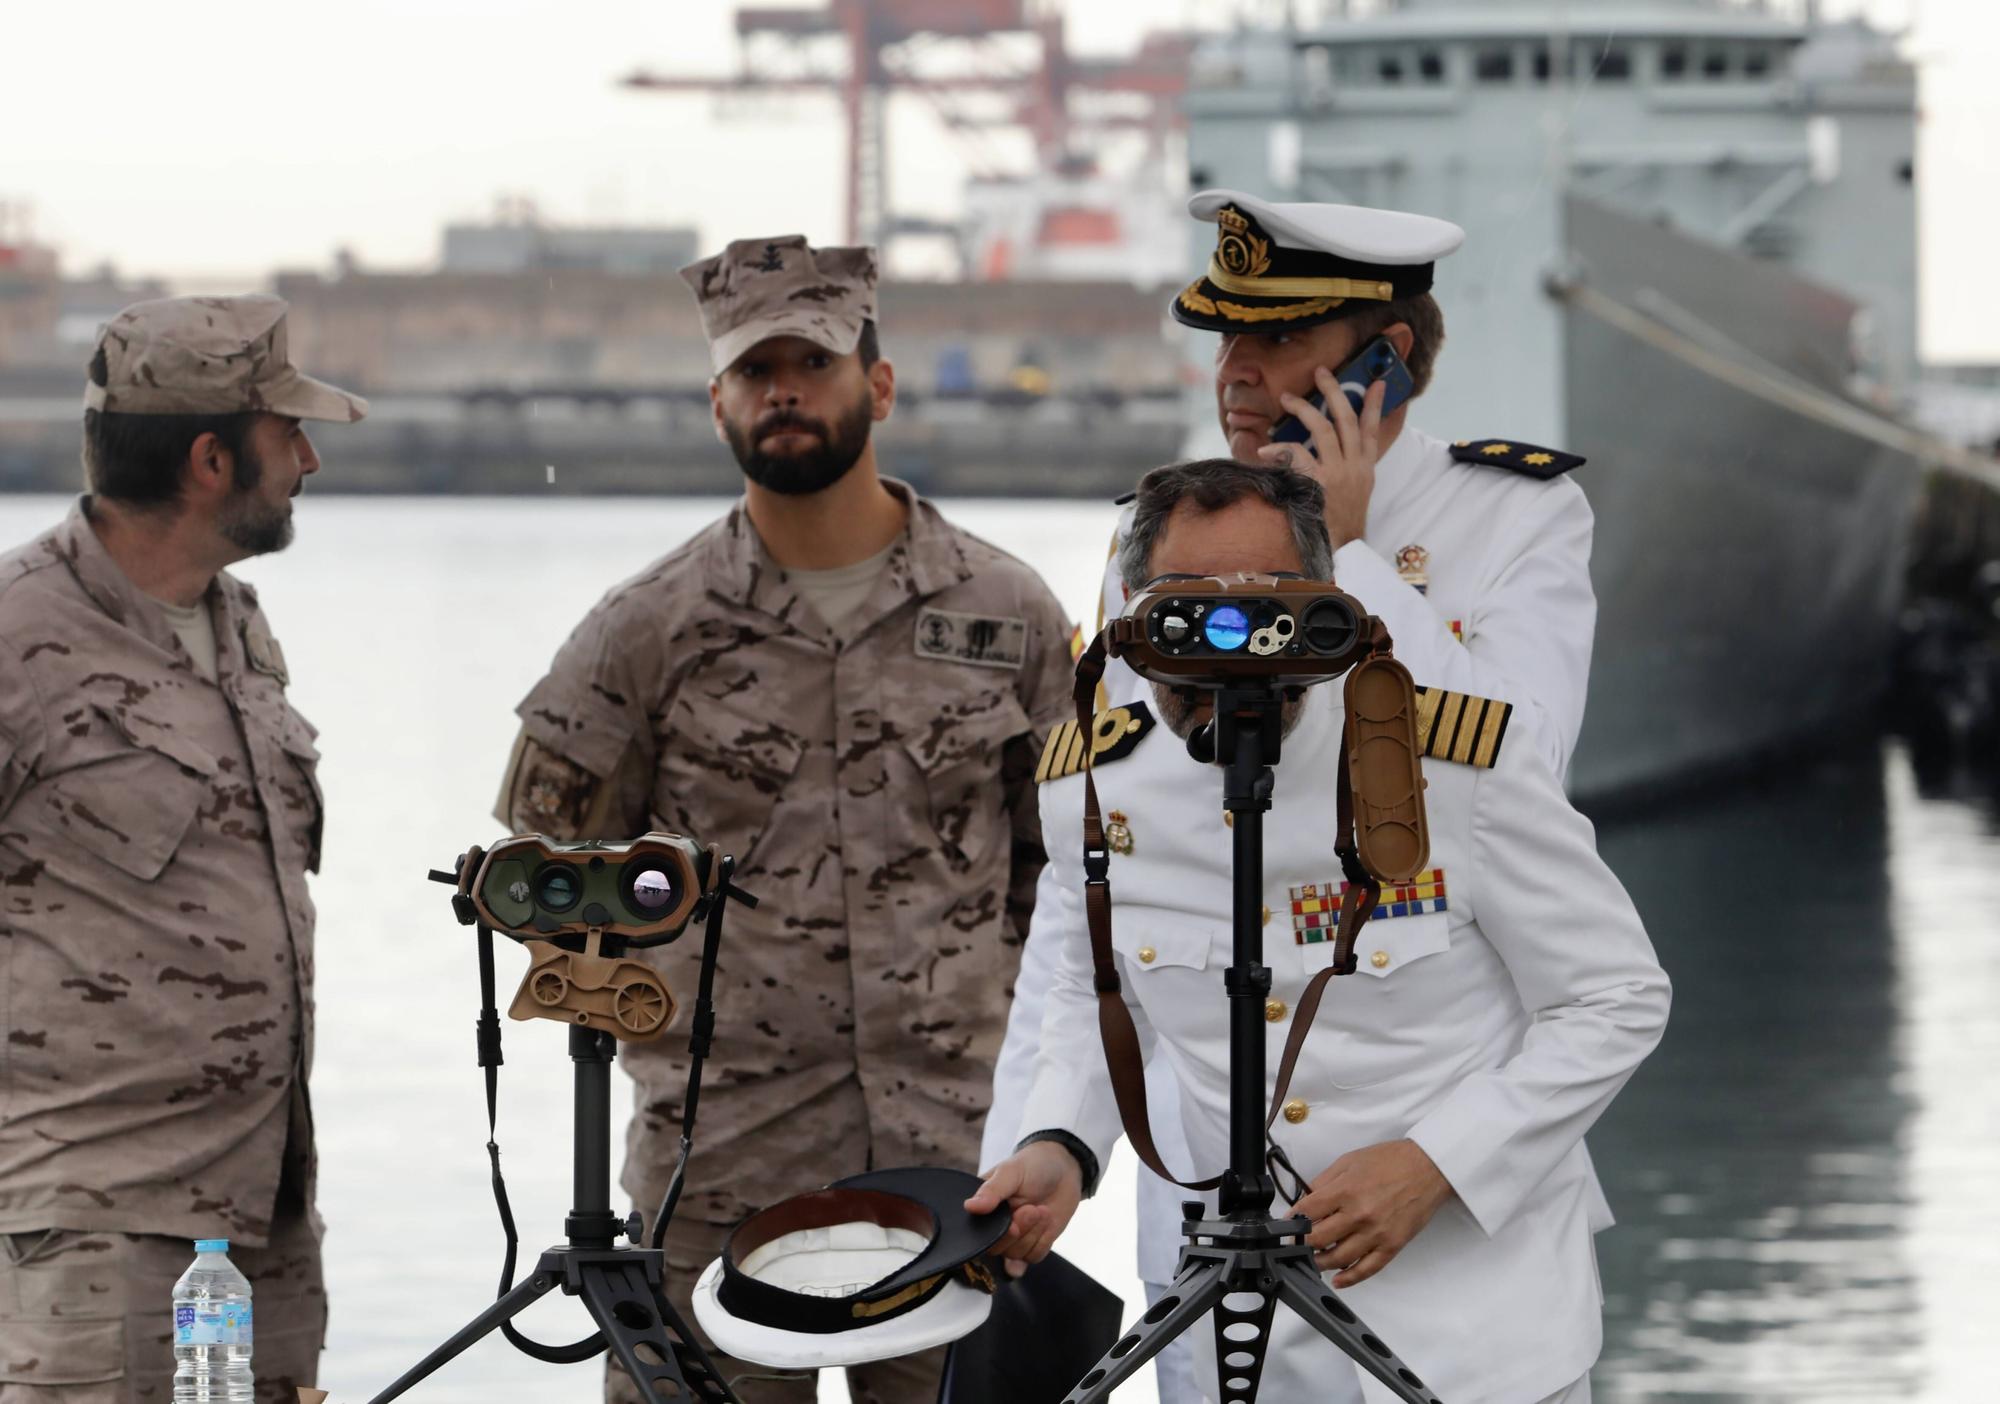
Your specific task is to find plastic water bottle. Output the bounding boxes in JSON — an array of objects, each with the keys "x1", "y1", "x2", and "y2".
[{"x1": 172, "y1": 1239, "x2": 254, "y2": 1403}]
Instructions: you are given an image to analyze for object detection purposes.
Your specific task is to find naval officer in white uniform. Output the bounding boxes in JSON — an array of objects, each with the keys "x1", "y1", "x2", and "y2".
[
  {"x1": 983, "y1": 190, "x2": 1604, "y2": 1401},
  {"x1": 969, "y1": 461, "x2": 1668, "y2": 1404}
]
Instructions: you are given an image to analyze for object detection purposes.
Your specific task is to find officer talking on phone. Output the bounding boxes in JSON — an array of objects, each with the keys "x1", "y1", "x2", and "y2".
[{"x1": 984, "y1": 189, "x2": 1603, "y2": 1404}]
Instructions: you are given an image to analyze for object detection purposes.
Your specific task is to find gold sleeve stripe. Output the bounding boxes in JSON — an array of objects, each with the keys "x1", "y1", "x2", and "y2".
[
  {"x1": 1432, "y1": 691, "x2": 1468, "y2": 761},
  {"x1": 1412, "y1": 685, "x2": 1446, "y2": 752},
  {"x1": 1449, "y1": 696, "x2": 1487, "y2": 764},
  {"x1": 1037, "y1": 722, "x2": 1081, "y2": 784},
  {"x1": 1411, "y1": 687, "x2": 1512, "y2": 769},
  {"x1": 1471, "y1": 699, "x2": 1512, "y2": 768}
]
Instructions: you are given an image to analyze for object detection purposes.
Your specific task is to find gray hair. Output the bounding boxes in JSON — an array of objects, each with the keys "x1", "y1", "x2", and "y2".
[{"x1": 1117, "y1": 459, "x2": 1335, "y2": 594}]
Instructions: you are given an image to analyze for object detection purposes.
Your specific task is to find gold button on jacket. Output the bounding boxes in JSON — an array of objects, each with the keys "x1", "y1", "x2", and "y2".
[
  {"x1": 1138, "y1": 946, "x2": 1157, "y2": 964},
  {"x1": 1282, "y1": 1098, "x2": 1309, "y2": 1124},
  {"x1": 1372, "y1": 949, "x2": 1391, "y2": 969},
  {"x1": 1264, "y1": 998, "x2": 1288, "y2": 1023}
]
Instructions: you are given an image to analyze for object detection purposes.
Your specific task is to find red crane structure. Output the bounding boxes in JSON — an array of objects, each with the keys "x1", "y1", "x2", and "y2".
[{"x1": 620, "y1": 1, "x2": 1192, "y2": 262}]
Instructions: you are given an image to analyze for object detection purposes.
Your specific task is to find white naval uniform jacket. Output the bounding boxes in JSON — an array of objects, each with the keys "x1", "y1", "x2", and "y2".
[
  {"x1": 1016, "y1": 689, "x2": 1668, "y2": 1404},
  {"x1": 983, "y1": 423, "x2": 1604, "y2": 1284}
]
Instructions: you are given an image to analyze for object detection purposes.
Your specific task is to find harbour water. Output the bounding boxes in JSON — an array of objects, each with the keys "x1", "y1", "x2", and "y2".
[{"x1": 1, "y1": 493, "x2": 1994, "y2": 1403}]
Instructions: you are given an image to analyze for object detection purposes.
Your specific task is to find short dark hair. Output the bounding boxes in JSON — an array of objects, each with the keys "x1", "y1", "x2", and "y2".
[
  {"x1": 857, "y1": 318, "x2": 880, "y2": 368},
  {"x1": 1339, "y1": 292, "x2": 1446, "y2": 396},
  {"x1": 81, "y1": 347, "x2": 257, "y2": 507},
  {"x1": 1119, "y1": 458, "x2": 1334, "y2": 592}
]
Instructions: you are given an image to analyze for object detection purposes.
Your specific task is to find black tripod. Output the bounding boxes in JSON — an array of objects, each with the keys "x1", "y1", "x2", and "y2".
[
  {"x1": 1061, "y1": 684, "x2": 1442, "y2": 1404},
  {"x1": 369, "y1": 861, "x2": 753, "y2": 1404}
]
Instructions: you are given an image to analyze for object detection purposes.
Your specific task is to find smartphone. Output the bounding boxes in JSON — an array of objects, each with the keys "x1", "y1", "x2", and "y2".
[{"x1": 1268, "y1": 336, "x2": 1415, "y2": 445}]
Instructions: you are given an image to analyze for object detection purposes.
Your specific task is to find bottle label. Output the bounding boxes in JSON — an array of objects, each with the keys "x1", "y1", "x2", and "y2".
[{"x1": 174, "y1": 1302, "x2": 252, "y2": 1347}]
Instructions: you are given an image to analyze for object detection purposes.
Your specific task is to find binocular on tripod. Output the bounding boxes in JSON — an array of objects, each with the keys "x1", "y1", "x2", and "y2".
[
  {"x1": 444, "y1": 833, "x2": 725, "y2": 1043},
  {"x1": 1100, "y1": 572, "x2": 1431, "y2": 888}
]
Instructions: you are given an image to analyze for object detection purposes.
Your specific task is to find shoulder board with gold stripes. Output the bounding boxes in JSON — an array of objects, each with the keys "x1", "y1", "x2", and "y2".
[
  {"x1": 1036, "y1": 701, "x2": 1157, "y2": 784},
  {"x1": 1449, "y1": 438, "x2": 1585, "y2": 480},
  {"x1": 1412, "y1": 687, "x2": 1513, "y2": 769}
]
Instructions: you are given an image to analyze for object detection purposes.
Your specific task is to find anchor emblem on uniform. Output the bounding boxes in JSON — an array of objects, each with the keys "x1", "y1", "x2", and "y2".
[{"x1": 1106, "y1": 810, "x2": 1135, "y2": 856}]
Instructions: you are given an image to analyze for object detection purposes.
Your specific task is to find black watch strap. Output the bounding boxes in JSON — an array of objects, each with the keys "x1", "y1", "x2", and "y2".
[{"x1": 1016, "y1": 1129, "x2": 1101, "y2": 1198}]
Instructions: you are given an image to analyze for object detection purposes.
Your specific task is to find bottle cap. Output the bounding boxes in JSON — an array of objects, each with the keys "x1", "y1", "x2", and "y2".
[{"x1": 194, "y1": 1238, "x2": 230, "y2": 1253}]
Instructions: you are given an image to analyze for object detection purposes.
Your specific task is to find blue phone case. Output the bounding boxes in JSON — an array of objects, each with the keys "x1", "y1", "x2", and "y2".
[{"x1": 1268, "y1": 337, "x2": 1415, "y2": 445}]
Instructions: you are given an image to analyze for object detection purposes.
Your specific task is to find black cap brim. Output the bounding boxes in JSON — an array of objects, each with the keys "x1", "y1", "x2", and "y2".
[{"x1": 829, "y1": 1166, "x2": 1009, "y2": 1296}]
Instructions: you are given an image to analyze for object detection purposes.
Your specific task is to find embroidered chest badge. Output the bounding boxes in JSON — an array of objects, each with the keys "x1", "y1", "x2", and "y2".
[
  {"x1": 1290, "y1": 871, "x2": 1448, "y2": 944},
  {"x1": 915, "y1": 608, "x2": 1027, "y2": 670},
  {"x1": 1105, "y1": 810, "x2": 1135, "y2": 856},
  {"x1": 1394, "y1": 544, "x2": 1430, "y2": 595}
]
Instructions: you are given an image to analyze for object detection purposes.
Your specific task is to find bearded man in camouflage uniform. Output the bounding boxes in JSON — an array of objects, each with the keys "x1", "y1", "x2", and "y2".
[
  {"x1": 0, "y1": 297, "x2": 362, "y2": 1402},
  {"x1": 497, "y1": 236, "x2": 1075, "y2": 1403}
]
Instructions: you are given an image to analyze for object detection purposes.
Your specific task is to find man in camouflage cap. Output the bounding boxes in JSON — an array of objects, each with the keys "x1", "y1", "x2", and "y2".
[
  {"x1": 497, "y1": 235, "x2": 1076, "y2": 1404},
  {"x1": 0, "y1": 294, "x2": 362, "y2": 1402}
]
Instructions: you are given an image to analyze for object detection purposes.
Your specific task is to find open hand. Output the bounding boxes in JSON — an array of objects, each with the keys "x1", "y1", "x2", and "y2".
[
  {"x1": 965, "y1": 1141, "x2": 1085, "y2": 1278},
  {"x1": 1257, "y1": 366, "x2": 1386, "y2": 549},
  {"x1": 1287, "y1": 1138, "x2": 1453, "y2": 1288}
]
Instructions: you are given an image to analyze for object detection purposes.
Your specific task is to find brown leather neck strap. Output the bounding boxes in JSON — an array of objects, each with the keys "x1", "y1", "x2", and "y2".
[
  {"x1": 1071, "y1": 633, "x2": 1384, "y2": 1192},
  {"x1": 1073, "y1": 635, "x2": 1219, "y2": 1189}
]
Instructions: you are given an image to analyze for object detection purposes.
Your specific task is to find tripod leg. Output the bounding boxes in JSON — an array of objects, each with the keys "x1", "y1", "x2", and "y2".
[
  {"x1": 365, "y1": 1272, "x2": 561, "y2": 1404},
  {"x1": 1061, "y1": 1258, "x2": 1232, "y2": 1404},
  {"x1": 1269, "y1": 1254, "x2": 1441, "y2": 1404},
  {"x1": 576, "y1": 1256, "x2": 739, "y2": 1403},
  {"x1": 1209, "y1": 1281, "x2": 1279, "y2": 1404}
]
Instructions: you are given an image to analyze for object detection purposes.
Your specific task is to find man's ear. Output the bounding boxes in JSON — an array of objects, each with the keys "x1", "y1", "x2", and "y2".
[
  {"x1": 868, "y1": 357, "x2": 896, "y2": 422},
  {"x1": 1382, "y1": 321, "x2": 1416, "y2": 362},
  {"x1": 182, "y1": 430, "x2": 234, "y2": 507},
  {"x1": 708, "y1": 378, "x2": 727, "y2": 447}
]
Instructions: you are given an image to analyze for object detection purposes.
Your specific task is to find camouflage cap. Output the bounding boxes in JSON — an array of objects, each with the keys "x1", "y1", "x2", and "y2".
[
  {"x1": 84, "y1": 294, "x2": 367, "y2": 422},
  {"x1": 679, "y1": 236, "x2": 878, "y2": 375}
]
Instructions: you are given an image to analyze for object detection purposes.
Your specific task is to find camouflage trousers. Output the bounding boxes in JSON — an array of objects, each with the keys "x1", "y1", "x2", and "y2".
[
  {"x1": 0, "y1": 1214, "x2": 323, "y2": 1404},
  {"x1": 606, "y1": 1215, "x2": 944, "y2": 1404}
]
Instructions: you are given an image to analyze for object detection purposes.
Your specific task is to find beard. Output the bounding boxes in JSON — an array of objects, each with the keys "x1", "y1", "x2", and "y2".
[
  {"x1": 1150, "y1": 681, "x2": 1311, "y2": 745},
  {"x1": 723, "y1": 392, "x2": 874, "y2": 496},
  {"x1": 217, "y1": 447, "x2": 295, "y2": 556}
]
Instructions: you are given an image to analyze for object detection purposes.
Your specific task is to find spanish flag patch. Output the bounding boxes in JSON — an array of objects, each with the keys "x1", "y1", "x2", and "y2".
[
  {"x1": 1413, "y1": 687, "x2": 1512, "y2": 768},
  {"x1": 1036, "y1": 701, "x2": 1157, "y2": 784}
]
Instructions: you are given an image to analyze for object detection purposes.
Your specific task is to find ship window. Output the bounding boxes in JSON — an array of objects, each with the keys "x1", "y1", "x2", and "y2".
[
  {"x1": 1593, "y1": 44, "x2": 1632, "y2": 81},
  {"x1": 1745, "y1": 46, "x2": 1773, "y2": 78},
  {"x1": 1532, "y1": 46, "x2": 1551, "y2": 81},
  {"x1": 1475, "y1": 46, "x2": 1514, "y2": 82},
  {"x1": 1661, "y1": 44, "x2": 1689, "y2": 79},
  {"x1": 1701, "y1": 47, "x2": 1730, "y2": 79},
  {"x1": 1418, "y1": 48, "x2": 1445, "y2": 82},
  {"x1": 1378, "y1": 50, "x2": 1405, "y2": 83}
]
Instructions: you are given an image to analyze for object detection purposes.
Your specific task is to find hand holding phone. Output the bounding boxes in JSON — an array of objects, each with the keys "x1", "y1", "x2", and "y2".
[{"x1": 1269, "y1": 336, "x2": 1414, "y2": 445}]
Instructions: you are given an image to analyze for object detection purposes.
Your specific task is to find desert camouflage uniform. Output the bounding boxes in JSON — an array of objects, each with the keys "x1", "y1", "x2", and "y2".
[
  {"x1": 499, "y1": 482, "x2": 1074, "y2": 1403},
  {"x1": 0, "y1": 295, "x2": 360, "y2": 1403}
]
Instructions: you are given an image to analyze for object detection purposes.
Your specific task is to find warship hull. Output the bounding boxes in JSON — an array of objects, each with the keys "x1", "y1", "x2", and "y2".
[{"x1": 1562, "y1": 196, "x2": 1922, "y2": 800}]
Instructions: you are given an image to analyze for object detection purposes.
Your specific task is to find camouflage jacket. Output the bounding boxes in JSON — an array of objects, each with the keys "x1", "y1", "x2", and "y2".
[
  {"x1": 0, "y1": 501, "x2": 322, "y2": 1245},
  {"x1": 499, "y1": 482, "x2": 1075, "y2": 1223}
]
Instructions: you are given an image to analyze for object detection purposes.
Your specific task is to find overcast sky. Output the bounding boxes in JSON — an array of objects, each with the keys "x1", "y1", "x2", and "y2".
[{"x1": 3, "y1": 0, "x2": 1993, "y2": 361}]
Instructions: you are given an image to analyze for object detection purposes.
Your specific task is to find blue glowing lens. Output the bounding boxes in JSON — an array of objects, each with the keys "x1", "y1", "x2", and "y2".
[{"x1": 1204, "y1": 605, "x2": 1251, "y2": 651}]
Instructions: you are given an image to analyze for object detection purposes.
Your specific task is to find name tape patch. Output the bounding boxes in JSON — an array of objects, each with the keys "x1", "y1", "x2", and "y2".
[{"x1": 915, "y1": 608, "x2": 1027, "y2": 670}]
